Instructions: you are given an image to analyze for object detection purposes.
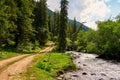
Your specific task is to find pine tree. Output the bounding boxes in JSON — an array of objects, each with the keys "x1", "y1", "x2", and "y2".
[
  {"x1": 50, "y1": 11, "x2": 60, "y2": 41},
  {"x1": 33, "y1": 0, "x2": 49, "y2": 46},
  {"x1": 54, "y1": 11, "x2": 60, "y2": 36},
  {"x1": 0, "y1": 0, "x2": 18, "y2": 46},
  {"x1": 58, "y1": 0, "x2": 68, "y2": 52},
  {"x1": 73, "y1": 17, "x2": 77, "y2": 34},
  {"x1": 0, "y1": 0, "x2": 9, "y2": 45},
  {"x1": 4, "y1": 0, "x2": 18, "y2": 46},
  {"x1": 14, "y1": 0, "x2": 35, "y2": 48},
  {"x1": 48, "y1": 15, "x2": 54, "y2": 41}
]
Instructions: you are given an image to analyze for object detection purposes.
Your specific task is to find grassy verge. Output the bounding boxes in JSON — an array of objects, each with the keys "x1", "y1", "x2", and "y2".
[
  {"x1": 23, "y1": 52, "x2": 76, "y2": 80},
  {"x1": 0, "y1": 46, "x2": 42, "y2": 61},
  {"x1": 0, "y1": 51, "x2": 20, "y2": 60}
]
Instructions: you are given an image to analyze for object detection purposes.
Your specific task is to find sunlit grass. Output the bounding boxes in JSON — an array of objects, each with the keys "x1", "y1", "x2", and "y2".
[
  {"x1": 0, "y1": 51, "x2": 20, "y2": 60},
  {"x1": 0, "y1": 45, "x2": 42, "y2": 60},
  {"x1": 24, "y1": 52, "x2": 76, "y2": 80}
]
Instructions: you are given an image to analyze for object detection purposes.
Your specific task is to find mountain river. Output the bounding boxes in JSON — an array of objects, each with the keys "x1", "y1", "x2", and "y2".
[{"x1": 58, "y1": 51, "x2": 120, "y2": 80}]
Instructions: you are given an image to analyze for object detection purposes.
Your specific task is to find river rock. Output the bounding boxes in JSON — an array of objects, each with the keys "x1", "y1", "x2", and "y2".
[
  {"x1": 101, "y1": 73, "x2": 106, "y2": 76},
  {"x1": 83, "y1": 64, "x2": 87, "y2": 66},
  {"x1": 57, "y1": 77, "x2": 62, "y2": 80},
  {"x1": 78, "y1": 62, "x2": 80, "y2": 63},
  {"x1": 82, "y1": 72, "x2": 87, "y2": 75},
  {"x1": 77, "y1": 67, "x2": 83, "y2": 70},
  {"x1": 99, "y1": 78, "x2": 104, "y2": 80},
  {"x1": 110, "y1": 78, "x2": 116, "y2": 80},
  {"x1": 72, "y1": 74, "x2": 79, "y2": 77},
  {"x1": 91, "y1": 73, "x2": 96, "y2": 75},
  {"x1": 72, "y1": 54, "x2": 79, "y2": 60}
]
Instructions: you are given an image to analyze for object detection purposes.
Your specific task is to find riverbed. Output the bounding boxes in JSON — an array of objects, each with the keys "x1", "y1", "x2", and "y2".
[{"x1": 58, "y1": 51, "x2": 120, "y2": 80}]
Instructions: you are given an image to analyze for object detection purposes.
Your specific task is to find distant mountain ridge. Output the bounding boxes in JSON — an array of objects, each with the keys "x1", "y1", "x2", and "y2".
[{"x1": 48, "y1": 9, "x2": 89, "y2": 31}]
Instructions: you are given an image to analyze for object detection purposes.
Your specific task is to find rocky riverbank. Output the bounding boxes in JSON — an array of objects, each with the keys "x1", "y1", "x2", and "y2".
[{"x1": 57, "y1": 51, "x2": 120, "y2": 80}]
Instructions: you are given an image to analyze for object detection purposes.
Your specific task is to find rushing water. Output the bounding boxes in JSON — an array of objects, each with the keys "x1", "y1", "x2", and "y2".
[{"x1": 58, "y1": 51, "x2": 120, "y2": 80}]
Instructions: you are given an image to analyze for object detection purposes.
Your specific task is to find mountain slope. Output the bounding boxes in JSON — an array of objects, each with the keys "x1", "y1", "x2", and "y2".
[{"x1": 48, "y1": 9, "x2": 89, "y2": 31}]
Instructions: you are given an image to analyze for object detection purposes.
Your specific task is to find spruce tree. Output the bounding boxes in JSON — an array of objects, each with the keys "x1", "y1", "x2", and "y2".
[
  {"x1": 51, "y1": 11, "x2": 60, "y2": 41},
  {"x1": 48, "y1": 15, "x2": 54, "y2": 41},
  {"x1": 73, "y1": 18, "x2": 77, "y2": 33},
  {"x1": 58, "y1": 0, "x2": 68, "y2": 52},
  {"x1": 0, "y1": 0, "x2": 9, "y2": 45},
  {"x1": 0, "y1": 0, "x2": 18, "y2": 46},
  {"x1": 5, "y1": 0, "x2": 18, "y2": 46},
  {"x1": 14, "y1": 0, "x2": 35, "y2": 48},
  {"x1": 33, "y1": 0, "x2": 49, "y2": 46}
]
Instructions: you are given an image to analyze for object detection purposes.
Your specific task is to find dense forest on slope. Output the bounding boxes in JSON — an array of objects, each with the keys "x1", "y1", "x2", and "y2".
[{"x1": 0, "y1": 0, "x2": 85, "y2": 51}]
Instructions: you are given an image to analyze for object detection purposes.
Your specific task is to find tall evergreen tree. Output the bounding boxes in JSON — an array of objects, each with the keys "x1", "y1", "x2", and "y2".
[
  {"x1": 58, "y1": 0, "x2": 68, "y2": 52},
  {"x1": 14, "y1": 0, "x2": 35, "y2": 48},
  {"x1": 0, "y1": 0, "x2": 9, "y2": 45},
  {"x1": 48, "y1": 14, "x2": 54, "y2": 41},
  {"x1": 73, "y1": 17, "x2": 77, "y2": 33},
  {"x1": 0, "y1": 0, "x2": 18, "y2": 46},
  {"x1": 4, "y1": 0, "x2": 18, "y2": 46},
  {"x1": 53, "y1": 11, "x2": 60, "y2": 37},
  {"x1": 33, "y1": 0, "x2": 49, "y2": 46}
]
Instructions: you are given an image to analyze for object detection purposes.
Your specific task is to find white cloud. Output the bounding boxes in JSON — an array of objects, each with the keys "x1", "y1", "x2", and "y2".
[
  {"x1": 118, "y1": 0, "x2": 120, "y2": 3},
  {"x1": 102, "y1": 0, "x2": 111, "y2": 2},
  {"x1": 47, "y1": 0, "x2": 60, "y2": 11},
  {"x1": 47, "y1": 0, "x2": 111, "y2": 30}
]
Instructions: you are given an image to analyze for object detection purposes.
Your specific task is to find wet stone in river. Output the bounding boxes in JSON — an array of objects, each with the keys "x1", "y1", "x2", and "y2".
[
  {"x1": 110, "y1": 78, "x2": 117, "y2": 80},
  {"x1": 57, "y1": 77, "x2": 62, "y2": 80},
  {"x1": 78, "y1": 62, "x2": 80, "y2": 63},
  {"x1": 72, "y1": 74, "x2": 79, "y2": 77},
  {"x1": 83, "y1": 64, "x2": 87, "y2": 66},
  {"x1": 99, "y1": 78, "x2": 104, "y2": 80},
  {"x1": 101, "y1": 73, "x2": 106, "y2": 76},
  {"x1": 82, "y1": 72, "x2": 87, "y2": 75},
  {"x1": 91, "y1": 73, "x2": 96, "y2": 75}
]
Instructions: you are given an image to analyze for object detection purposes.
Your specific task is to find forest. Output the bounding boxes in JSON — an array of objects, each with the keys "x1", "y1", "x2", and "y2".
[
  {"x1": 0, "y1": 0, "x2": 120, "y2": 60},
  {"x1": 0, "y1": 0, "x2": 120, "y2": 79}
]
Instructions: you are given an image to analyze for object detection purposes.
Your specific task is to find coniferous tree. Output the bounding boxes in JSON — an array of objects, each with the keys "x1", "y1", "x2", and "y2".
[
  {"x1": 0, "y1": 0, "x2": 9, "y2": 45},
  {"x1": 33, "y1": 0, "x2": 49, "y2": 46},
  {"x1": 0, "y1": 0, "x2": 18, "y2": 46},
  {"x1": 4, "y1": 0, "x2": 18, "y2": 46},
  {"x1": 50, "y1": 11, "x2": 60, "y2": 41},
  {"x1": 73, "y1": 18, "x2": 77, "y2": 34},
  {"x1": 14, "y1": 0, "x2": 35, "y2": 48},
  {"x1": 58, "y1": 0, "x2": 68, "y2": 52},
  {"x1": 54, "y1": 11, "x2": 60, "y2": 36},
  {"x1": 48, "y1": 15, "x2": 54, "y2": 41}
]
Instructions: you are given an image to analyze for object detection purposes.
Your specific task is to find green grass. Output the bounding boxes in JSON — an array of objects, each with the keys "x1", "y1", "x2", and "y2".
[
  {"x1": 0, "y1": 45, "x2": 21, "y2": 60},
  {"x1": 0, "y1": 51, "x2": 20, "y2": 60},
  {"x1": 0, "y1": 45, "x2": 42, "y2": 60},
  {"x1": 23, "y1": 52, "x2": 76, "y2": 80}
]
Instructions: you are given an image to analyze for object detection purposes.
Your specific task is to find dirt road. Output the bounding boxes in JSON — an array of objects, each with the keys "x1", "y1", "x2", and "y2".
[{"x1": 0, "y1": 45, "x2": 54, "y2": 80}]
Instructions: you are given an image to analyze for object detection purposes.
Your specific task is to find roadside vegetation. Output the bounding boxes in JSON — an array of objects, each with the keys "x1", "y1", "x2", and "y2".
[
  {"x1": 0, "y1": 45, "x2": 42, "y2": 60},
  {"x1": 0, "y1": 46, "x2": 20, "y2": 60},
  {"x1": 22, "y1": 52, "x2": 76, "y2": 80},
  {"x1": 0, "y1": 50, "x2": 19, "y2": 61}
]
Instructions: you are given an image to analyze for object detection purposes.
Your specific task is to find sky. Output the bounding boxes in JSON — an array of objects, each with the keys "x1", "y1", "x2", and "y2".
[{"x1": 47, "y1": 0, "x2": 120, "y2": 30}]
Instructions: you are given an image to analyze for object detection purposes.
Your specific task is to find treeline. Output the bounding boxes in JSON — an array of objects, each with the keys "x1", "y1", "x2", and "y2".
[
  {"x1": 0, "y1": 0, "x2": 36, "y2": 51},
  {"x1": 0, "y1": 0, "x2": 52, "y2": 51},
  {"x1": 75, "y1": 15, "x2": 120, "y2": 60},
  {"x1": 0, "y1": 0, "x2": 77, "y2": 52}
]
